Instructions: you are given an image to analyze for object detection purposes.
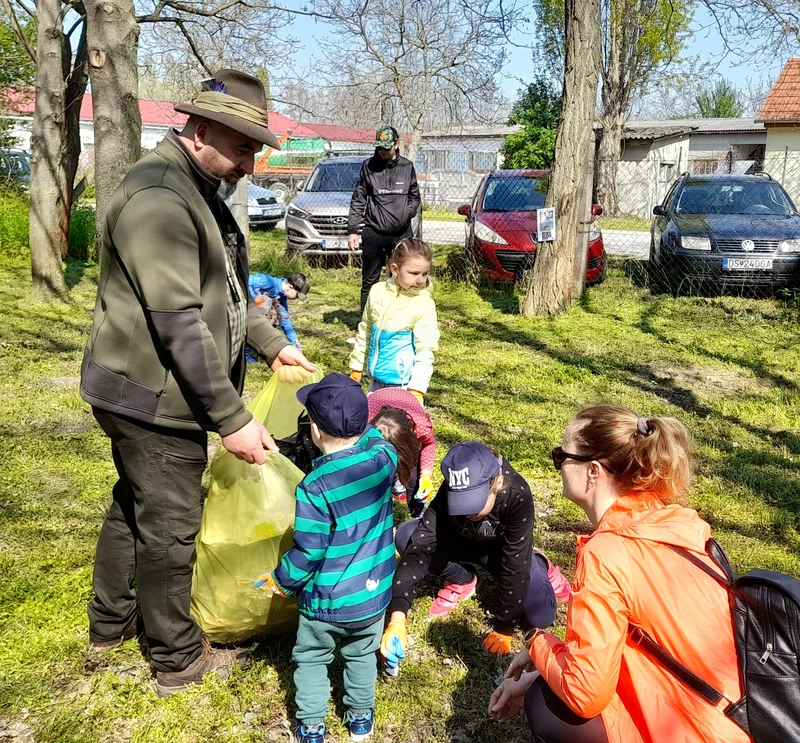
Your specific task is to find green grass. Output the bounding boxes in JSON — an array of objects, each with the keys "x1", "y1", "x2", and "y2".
[
  {"x1": 422, "y1": 206, "x2": 466, "y2": 222},
  {"x1": 599, "y1": 214, "x2": 652, "y2": 232},
  {"x1": 1, "y1": 230, "x2": 799, "y2": 741}
]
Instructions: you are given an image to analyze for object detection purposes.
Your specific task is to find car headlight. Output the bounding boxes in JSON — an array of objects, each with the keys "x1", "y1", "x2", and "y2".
[
  {"x1": 287, "y1": 204, "x2": 310, "y2": 219},
  {"x1": 474, "y1": 221, "x2": 508, "y2": 245},
  {"x1": 589, "y1": 220, "x2": 601, "y2": 242},
  {"x1": 681, "y1": 236, "x2": 711, "y2": 251},
  {"x1": 247, "y1": 198, "x2": 259, "y2": 207},
  {"x1": 779, "y1": 239, "x2": 800, "y2": 253}
]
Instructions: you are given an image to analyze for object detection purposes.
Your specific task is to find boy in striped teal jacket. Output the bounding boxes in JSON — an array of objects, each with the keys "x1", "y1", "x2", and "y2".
[{"x1": 255, "y1": 373, "x2": 397, "y2": 743}]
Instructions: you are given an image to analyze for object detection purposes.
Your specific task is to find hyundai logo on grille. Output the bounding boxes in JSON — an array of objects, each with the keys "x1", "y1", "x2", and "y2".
[
  {"x1": 333, "y1": 217, "x2": 347, "y2": 225},
  {"x1": 741, "y1": 239, "x2": 755, "y2": 252}
]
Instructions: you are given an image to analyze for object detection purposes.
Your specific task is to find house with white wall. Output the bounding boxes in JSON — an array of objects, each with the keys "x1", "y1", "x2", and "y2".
[{"x1": 756, "y1": 58, "x2": 800, "y2": 205}]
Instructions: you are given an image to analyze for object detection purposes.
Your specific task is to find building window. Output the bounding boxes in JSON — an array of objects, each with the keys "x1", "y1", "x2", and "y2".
[
  {"x1": 470, "y1": 151, "x2": 496, "y2": 172},
  {"x1": 448, "y1": 151, "x2": 468, "y2": 170}
]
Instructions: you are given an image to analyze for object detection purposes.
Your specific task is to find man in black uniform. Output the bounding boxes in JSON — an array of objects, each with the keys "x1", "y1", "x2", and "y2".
[{"x1": 347, "y1": 126, "x2": 421, "y2": 312}]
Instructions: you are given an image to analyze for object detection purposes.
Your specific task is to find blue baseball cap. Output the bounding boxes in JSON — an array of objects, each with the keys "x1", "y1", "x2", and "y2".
[
  {"x1": 296, "y1": 372, "x2": 368, "y2": 438},
  {"x1": 441, "y1": 442, "x2": 501, "y2": 516}
]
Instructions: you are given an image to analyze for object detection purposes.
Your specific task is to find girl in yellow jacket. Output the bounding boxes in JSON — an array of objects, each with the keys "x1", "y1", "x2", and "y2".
[{"x1": 350, "y1": 239, "x2": 440, "y2": 403}]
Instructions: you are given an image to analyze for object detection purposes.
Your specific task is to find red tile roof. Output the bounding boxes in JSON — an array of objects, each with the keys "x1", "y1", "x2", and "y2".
[
  {"x1": 756, "y1": 59, "x2": 800, "y2": 123},
  {"x1": 3, "y1": 88, "x2": 408, "y2": 145}
]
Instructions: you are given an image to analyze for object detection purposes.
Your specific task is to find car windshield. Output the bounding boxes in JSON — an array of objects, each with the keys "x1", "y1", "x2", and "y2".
[
  {"x1": 481, "y1": 176, "x2": 549, "y2": 212},
  {"x1": 674, "y1": 180, "x2": 795, "y2": 216},
  {"x1": 304, "y1": 161, "x2": 363, "y2": 192}
]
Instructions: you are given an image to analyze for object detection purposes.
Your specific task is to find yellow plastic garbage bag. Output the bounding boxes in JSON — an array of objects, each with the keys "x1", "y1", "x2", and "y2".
[{"x1": 190, "y1": 366, "x2": 323, "y2": 643}]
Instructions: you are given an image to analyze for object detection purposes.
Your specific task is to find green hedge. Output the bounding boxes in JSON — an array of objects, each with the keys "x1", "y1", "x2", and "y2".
[{"x1": 0, "y1": 192, "x2": 95, "y2": 261}]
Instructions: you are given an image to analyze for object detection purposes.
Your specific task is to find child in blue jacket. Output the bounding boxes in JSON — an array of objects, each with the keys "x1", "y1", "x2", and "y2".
[{"x1": 247, "y1": 273, "x2": 310, "y2": 358}]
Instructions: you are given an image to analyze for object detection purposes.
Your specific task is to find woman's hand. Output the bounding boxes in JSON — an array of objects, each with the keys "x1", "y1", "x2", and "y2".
[
  {"x1": 488, "y1": 671, "x2": 540, "y2": 722},
  {"x1": 506, "y1": 646, "x2": 536, "y2": 681}
]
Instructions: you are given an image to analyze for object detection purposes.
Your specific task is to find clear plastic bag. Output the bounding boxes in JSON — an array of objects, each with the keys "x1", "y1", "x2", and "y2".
[{"x1": 190, "y1": 366, "x2": 323, "y2": 642}]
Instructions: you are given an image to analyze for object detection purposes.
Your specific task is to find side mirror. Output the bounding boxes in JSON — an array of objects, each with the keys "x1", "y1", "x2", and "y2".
[
  {"x1": 457, "y1": 204, "x2": 472, "y2": 218},
  {"x1": 295, "y1": 181, "x2": 305, "y2": 192},
  {"x1": 591, "y1": 203, "x2": 603, "y2": 217},
  {"x1": 653, "y1": 205, "x2": 667, "y2": 217}
]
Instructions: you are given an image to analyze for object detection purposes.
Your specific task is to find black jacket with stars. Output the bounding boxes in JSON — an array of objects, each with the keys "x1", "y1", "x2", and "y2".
[{"x1": 389, "y1": 457, "x2": 534, "y2": 634}]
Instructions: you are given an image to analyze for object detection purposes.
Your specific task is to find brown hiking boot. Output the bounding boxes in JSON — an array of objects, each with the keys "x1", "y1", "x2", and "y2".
[
  {"x1": 87, "y1": 616, "x2": 143, "y2": 652},
  {"x1": 155, "y1": 639, "x2": 250, "y2": 698}
]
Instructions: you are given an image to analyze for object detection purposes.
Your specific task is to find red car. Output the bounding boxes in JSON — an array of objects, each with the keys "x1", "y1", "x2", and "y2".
[{"x1": 458, "y1": 169, "x2": 607, "y2": 283}]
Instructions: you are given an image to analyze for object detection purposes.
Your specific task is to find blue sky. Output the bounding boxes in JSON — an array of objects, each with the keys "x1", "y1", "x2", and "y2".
[{"x1": 284, "y1": 5, "x2": 786, "y2": 101}]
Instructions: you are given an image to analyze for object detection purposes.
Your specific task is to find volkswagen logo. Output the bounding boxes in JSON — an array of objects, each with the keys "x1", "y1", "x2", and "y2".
[
  {"x1": 741, "y1": 239, "x2": 755, "y2": 252},
  {"x1": 333, "y1": 217, "x2": 347, "y2": 225}
]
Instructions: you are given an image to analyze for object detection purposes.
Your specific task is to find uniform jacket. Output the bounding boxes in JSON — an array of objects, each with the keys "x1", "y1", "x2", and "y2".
[
  {"x1": 274, "y1": 426, "x2": 398, "y2": 624},
  {"x1": 530, "y1": 494, "x2": 749, "y2": 743},
  {"x1": 247, "y1": 273, "x2": 300, "y2": 347},
  {"x1": 349, "y1": 277, "x2": 439, "y2": 393},
  {"x1": 389, "y1": 458, "x2": 533, "y2": 634},
  {"x1": 347, "y1": 153, "x2": 421, "y2": 235},
  {"x1": 80, "y1": 131, "x2": 288, "y2": 436}
]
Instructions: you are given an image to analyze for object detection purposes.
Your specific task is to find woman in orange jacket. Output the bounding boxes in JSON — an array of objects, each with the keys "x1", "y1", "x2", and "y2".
[{"x1": 488, "y1": 405, "x2": 749, "y2": 743}]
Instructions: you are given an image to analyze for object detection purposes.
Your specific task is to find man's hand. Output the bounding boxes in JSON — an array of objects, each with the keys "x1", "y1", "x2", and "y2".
[
  {"x1": 348, "y1": 233, "x2": 360, "y2": 251},
  {"x1": 484, "y1": 630, "x2": 513, "y2": 654},
  {"x1": 506, "y1": 646, "x2": 536, "y2": 681},
  {"x1": 270, "y1": 344, "x2": 316, "y2": 373},
  {"x1": 222, "y1": 417, "x2": 277, "y2": 464},
  {"x1": 488, "y1": 672, "x2": 540, "y2": 722}
]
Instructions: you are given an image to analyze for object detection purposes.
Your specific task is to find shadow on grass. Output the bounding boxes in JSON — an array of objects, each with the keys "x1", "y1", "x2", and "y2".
[{"x1": 322, "y1": 309, "x2": 362, "y2": 332}]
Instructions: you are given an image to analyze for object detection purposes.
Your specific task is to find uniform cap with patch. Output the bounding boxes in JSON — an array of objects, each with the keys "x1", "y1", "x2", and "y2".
[
  {"x1": 440, "y1": 442, "x2": 501, "y2": 516},
  {"x1": 374, "y1": 126, "x2": 398, "y2": 150}
]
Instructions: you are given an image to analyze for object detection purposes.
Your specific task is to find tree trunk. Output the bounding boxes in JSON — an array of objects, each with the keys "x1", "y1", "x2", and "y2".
[
  {"x1": 596, "y1": 113, "x2": 623, "y2": 216},
  {"x1": 28, "y1": 0, "x2": 88, "y2": 300},
  {"x1": 406, "y1": 129, "x2": 423, "y2": 167},
  {"x1": 521, "y1": 0, "x2": 601, "y2": 317},
  {"x1": 595, "y1": 11, "x2": 624, "y2": 217},
  {"x1": 84, "y1": 0, "x2": 141, "y2": 249}
]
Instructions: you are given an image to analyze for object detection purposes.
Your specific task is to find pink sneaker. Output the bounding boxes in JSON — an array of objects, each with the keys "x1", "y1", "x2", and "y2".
[
  {"x1": 534, "y1": 549, "x2": 572, "y2": 602},
  {"x1": 428, "y1": 574, "x2": 478, "y2": 619}
]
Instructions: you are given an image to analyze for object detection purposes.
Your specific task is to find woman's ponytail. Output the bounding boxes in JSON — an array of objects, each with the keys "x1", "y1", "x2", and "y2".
[{"x1": 573, "y1": 406, "x2": 692, "y2": 503}]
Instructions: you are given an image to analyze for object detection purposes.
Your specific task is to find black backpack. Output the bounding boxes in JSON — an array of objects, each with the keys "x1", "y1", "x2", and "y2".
[
  {"x1": 629, "y1": 539, "x2": 800, "y2": 741},
  {"x1": 275, "y1": 413, "x2": 320, "y2": 474}
]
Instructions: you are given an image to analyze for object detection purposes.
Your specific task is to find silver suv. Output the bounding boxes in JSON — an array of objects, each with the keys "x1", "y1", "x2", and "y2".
[
  {"x1": 286, "y1": 156, "x2": 366, "y2": 258},
  {"x1": 285, "y1": 155, "x2": 422, "y2": 261}
]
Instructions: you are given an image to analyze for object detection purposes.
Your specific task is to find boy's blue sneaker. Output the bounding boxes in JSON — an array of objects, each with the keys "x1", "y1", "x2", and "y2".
[
  {"x1": 293, "y1": 723, "x2": 325, "y2": 743},
  {"x1": 346, "y1": 709, "x2": 374, "y2": 742}
]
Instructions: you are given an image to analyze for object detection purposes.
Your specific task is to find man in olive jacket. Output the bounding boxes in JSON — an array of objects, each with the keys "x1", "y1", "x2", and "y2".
[{"x1": 80, "y1": 69, "x2": 314, "y2": 697}]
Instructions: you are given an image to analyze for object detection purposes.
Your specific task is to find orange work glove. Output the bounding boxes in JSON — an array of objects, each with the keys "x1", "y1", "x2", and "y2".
[
  {"x1": 380, "y1": 617, "x2": 408, "y2": 673},
  {"x1": 350, "y1": 370, "x2": 362, "y2": 383},
  {"x1": 408, "y1": 389, "x2": 424, "y2": 404},
  {"x1": 483, "y1": 630, "x2": 513, "y2": 654},
  {"x1": 254, "y1": 572, "x2": 289, "y2": 598}
]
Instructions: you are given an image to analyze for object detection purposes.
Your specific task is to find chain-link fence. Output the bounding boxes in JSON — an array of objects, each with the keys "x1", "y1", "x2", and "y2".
[{"x1": 255, "y1": 145, "x2": 800, "y2": 300}]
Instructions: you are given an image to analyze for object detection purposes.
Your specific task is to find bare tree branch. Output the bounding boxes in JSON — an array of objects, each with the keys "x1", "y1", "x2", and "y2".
[{"x1": 1, "y1": 0, "x2": 36, "y2": 62}]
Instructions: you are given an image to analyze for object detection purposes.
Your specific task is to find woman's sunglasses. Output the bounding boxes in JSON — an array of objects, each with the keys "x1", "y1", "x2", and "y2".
[{"x1": 550, "y1": 446, "x2": 598, "y2": 471}]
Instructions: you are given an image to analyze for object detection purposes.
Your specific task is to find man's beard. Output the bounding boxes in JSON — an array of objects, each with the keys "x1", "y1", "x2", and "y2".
[{"x1": 217, "y1": 178, "x2": 238, "y2": 200}]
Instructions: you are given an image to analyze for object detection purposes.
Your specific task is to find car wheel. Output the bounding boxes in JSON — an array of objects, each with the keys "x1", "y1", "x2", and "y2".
[{"x1": 269, "y1": 182, "x2": 289, "y2": 201}]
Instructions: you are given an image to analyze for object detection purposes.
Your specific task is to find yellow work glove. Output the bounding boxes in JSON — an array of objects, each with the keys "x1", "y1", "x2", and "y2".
[
  {"x1": 408, "y1": 389, "x2": 424, "y2": 404},
  {"x1": 350, "y1": 370, "x2": 362, "y2": 383},
  {"x1": 416, "y1": 473, "x2": 433, "y2": 503},
  {"x1": 253, "y1": 572, "x2": 289, "y2": 598},
  {"x1": 380, "y1": 617, "x2": 408, "y2": 674},
  {"x1": 483, "y1": 630, "x2": 513, "y2": 654}
]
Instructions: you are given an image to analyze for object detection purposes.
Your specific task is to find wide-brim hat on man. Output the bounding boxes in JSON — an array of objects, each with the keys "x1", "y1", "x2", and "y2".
[{"x1": 175, "y1": 69, "x2": 280, "y2": 149}]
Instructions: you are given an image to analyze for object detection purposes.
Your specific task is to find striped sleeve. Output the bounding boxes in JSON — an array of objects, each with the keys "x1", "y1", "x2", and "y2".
[{"x1": 274, "y1": 479, "x2": 332, "y2": 595}]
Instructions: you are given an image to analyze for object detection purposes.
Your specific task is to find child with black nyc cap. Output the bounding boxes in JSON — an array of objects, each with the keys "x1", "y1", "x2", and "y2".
[{"x1": 255, "y1": 372, "x2": 398, "y2": 743}]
